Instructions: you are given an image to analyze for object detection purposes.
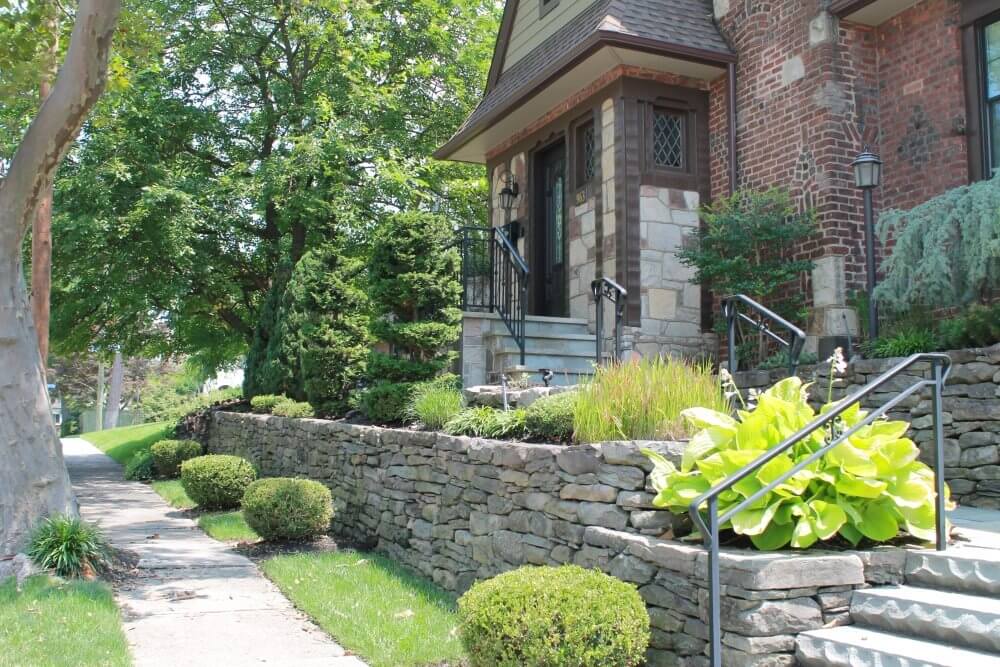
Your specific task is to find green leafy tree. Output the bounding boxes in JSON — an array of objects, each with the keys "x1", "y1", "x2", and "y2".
[
  {"x1": 876, "y1": 174, "x2": 1000, "y2": 313},
  {"x1": 50, "y1": 0, "x2": 496, "y2": 372},
  {"x1": 678, "y1": 188, "x2": 816, "y2": 322}
]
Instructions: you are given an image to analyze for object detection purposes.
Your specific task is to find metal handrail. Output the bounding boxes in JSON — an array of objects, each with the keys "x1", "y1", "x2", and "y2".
[
  {"x1": 691, "y1": 352, "x2": 952, "y2": 667},
  {"x1": 592, "y1": 277, "x2": 627, "y2": 364},
  {"x1": 723, "y1": 294, "x2": 806, "y2": 376},
  {"x1": 459, "y1": 226, "x2": 493, "y2": 312},
  {"x1": 493, "y1": 226, "x2": 529, "y2": 366}
]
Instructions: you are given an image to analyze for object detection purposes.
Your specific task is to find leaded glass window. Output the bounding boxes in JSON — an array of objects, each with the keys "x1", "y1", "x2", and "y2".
[
  {"x1": 578, "y1": 121, "x2": 596, "y2": 183},
  {"x1": 653, "y1": 110, "x2": 684, "y2": 169}
]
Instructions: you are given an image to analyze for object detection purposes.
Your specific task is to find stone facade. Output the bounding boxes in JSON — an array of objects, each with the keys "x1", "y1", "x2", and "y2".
[
  {"x1": 633, "y1": 186, "x2": 704, "y2": 358},
  {"x1": 734, "y1": 344, "x2": 1000, "y2": 509},
  {"x1": 195, "y1": 410, "x2": 906, "y2": 666}
]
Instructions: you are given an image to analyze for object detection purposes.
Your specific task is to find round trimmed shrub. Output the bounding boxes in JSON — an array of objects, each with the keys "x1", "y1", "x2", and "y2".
[
  {"x1": 525, "y1": 391, "x2": 577, "y2": 442},
  {"x1": 241, "y1": 478, "x2": 334, "y2": 541},
  {"x1": 180, "y1": 455, "x2": 257, "y2": 510},
  {"x1": 271, "y1": 398, "x2": 315, "y2": 418},
  {"x1": 150, "y1": 439, "x2": 203, "y2": 478},
  {"x1": 458, "y1": 565, "x2": 649, "y2": 667}
]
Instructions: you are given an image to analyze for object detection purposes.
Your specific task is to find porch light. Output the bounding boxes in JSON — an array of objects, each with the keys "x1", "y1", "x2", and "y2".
[
  {"x1": 851, "y1": 148, "x2": 882, "y2": 189},
  {"x1": 497, "y1": 171, "x2": 520, "y2": 215},
  {"x1": 852, "y1": 147, "x2": 882, "y2": 340}
]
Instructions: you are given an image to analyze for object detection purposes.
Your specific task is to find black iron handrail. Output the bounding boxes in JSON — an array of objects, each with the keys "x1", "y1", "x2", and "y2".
[
  {"x1": 592, "y1": 277, "x2": 627, "y2": 364},
  {"x1": 460, "y1": 226, "x2": 493, "y2": 312},
  {"x1": 492, "y1": 226, "x2": 529, "y2": 365},
  {"x1": 723, "y1": 294, "x2": 807, "y2": 376},
  {"x1": 691, "y1": 353, "x2": 952, "y2": 667}
]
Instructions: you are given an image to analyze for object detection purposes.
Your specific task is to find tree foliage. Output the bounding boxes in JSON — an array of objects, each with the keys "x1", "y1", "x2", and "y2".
[
  {"x1": 678, "y1": 188, "x2": 816, "y2": 322},
  {"x1": 50, "y1": 0, "x2": 496, "y2": 369},
  {"x1": 876, "y1": 174, "x2": 1000, "y2": 313}
]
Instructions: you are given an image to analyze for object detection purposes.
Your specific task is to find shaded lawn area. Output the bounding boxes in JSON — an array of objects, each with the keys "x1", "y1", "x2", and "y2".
[
  {"x1": 82, "y1": 421, "x2": 172, "y2": 465},
  {"x1": 151, "y1": 480, "x2": 258, "y2": 542},
  {"x1": 262, "y1": 550, "x2": 465, "y2": 667},
  {"x1": 0, "y1": 576, "x2": 130, "y2": 667}
]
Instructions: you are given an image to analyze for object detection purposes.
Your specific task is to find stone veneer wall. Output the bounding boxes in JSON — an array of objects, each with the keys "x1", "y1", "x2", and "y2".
[
  {"x1": 195, "y1": 410, "x2": 902, "y2": 667},
  {"x1": 734, "y1": 344, "x2": 1000, "y2": 509},
  {"x1": 632, "y1": 185, "x2": 705, "y2": 358}
]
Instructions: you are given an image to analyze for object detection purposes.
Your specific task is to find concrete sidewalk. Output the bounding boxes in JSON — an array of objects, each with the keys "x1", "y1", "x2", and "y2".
[{"x1": 63, "y1": 438, "x2": 365, "y2": 667}]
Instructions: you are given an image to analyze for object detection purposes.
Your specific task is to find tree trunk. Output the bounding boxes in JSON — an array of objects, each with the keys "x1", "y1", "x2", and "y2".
[
  {"x1": 0, "y1": 0, "x2": 121, "y2": 556},
  {"x1": 103, "y1": 352, "x2": 123, "y2": 429},
  {"x1": 31, "y1": 2, "x2": 60, "y2": 370},
  {"x1": 96, "y1": 359, "x2": 106, "y2": 431}
]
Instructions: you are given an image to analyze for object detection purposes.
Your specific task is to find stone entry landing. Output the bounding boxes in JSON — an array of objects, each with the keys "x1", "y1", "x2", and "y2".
[{"x1": 63, "y1": 438, "x2": 365, "y2": 667}]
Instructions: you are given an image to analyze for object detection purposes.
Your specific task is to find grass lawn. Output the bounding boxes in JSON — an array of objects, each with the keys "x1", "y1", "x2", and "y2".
[
  {"x1": 0, "y1": 576, "x2": 130, "y2": 667},
  {"x1": 198, "y1": 511, "x2": 258, "y2": 542},
  {"x1": 82, "y1": 421, "x2": 172, "y2": 465},
  {"x1": 151, "y1": 479, "x2": 195, "y2": 509},
  {"x1": 262, "y1": 550, "x2": 465, "y2": 667}
]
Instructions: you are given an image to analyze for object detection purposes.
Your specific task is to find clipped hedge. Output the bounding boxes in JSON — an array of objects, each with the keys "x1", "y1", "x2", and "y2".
[
  {"x1": 271, "y1": 398, "x2": 315, "y2": 418},
  {"x1": 241, "y1": 478, "x2": 333, "y2": 541},
  {"x1": 150, "y1": 439, "x2": 203, "y2": 478},
  {"x1": 458, "y1": 565, "x2": 649, "y2": 667},
  {"x1": 250, "y1": 394, "x2": 284, "y2": 414},
  {"x1": 525, "y1": 392, "x2": 577, "y2": 442},
  {"x1": 180, "y1": 455, "x2": 257, "y2": 510}
]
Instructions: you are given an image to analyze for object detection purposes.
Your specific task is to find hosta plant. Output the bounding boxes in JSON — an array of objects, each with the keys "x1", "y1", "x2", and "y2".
[{"x1": 644, "y1": 368, "x2": 951, "y2": 550}]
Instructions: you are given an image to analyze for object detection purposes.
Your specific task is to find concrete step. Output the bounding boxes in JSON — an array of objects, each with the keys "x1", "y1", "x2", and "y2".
[
  {"x1": 493, "y1": 351, "x2": 596, "y2": 374},
  {"x1": 796, "y1": 625, "x2": 1000, "y2": 667},
  {"x1": 905, "y1": 546, "x2": 1000, "y2": 597},
  {"x1": 851, "y1": 585, "x2": 1000, "y2": 653},
  {"x1": 490, "y1": 336, "x2": 596, "y2": 357}
]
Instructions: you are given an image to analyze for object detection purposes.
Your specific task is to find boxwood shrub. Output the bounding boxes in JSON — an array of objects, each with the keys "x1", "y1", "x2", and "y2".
[
  {"x1": 250, "y1": 394, "x2": 284, "y2": 414},
  {"x1": 124, "y1": 449, "x2": 155, "y2": 481},
  {"x1": 271, "y1": 398, "x2": 315, "y2": 418},
  {"x1": 241, "y1": 478, "x2": 333, "y2": 541},
  {"x1": 180, "y1": 455, "x2": 257, "y2": 510},
  {"x1": 150, "y1": 439, "x2": 203, "y2": 478},
  {"x1": 525, "y1": 392, "x2": 577, "y2": 442},
  {"x1": 458, "y1": 565, "x2": 649, "y2": 667}
]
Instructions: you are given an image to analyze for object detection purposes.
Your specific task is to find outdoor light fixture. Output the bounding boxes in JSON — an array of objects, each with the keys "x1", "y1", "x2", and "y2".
[
  {"x1": 497, "y1": 170, "x2": 520, "y2": 216},
  {"x1": 852, "y1": 147, "x2": 883, "y2": 340}
]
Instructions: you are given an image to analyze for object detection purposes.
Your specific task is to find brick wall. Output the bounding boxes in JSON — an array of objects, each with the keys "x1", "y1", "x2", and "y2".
[
  {"x1": 708, "y1": 0, "x2": 971, "y2": 311},
  {"x1": 876, "y1": 0, "x2": 968, "y2": 212}
]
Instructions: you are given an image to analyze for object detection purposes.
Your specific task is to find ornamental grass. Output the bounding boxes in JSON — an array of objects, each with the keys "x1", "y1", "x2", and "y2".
[{"x1": 573, "y1": 356, "x2": 727, "y2": 443}]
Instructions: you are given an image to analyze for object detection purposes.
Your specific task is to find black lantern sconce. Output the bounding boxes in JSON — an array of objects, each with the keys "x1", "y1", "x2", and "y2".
[
  {"x1": 851, "y1": 147, "x2": 883, "y2": 340},
  {"x1": 496, "y1": 170, "x2": 522, "y2": 241}
]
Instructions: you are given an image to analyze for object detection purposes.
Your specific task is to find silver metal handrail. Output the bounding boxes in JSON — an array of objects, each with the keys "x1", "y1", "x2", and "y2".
[
  {"x1": 723, "y1": 294, "x2": 807, "y2": 376},
  {"x1": 690, "y1": 352, "x2": 952, "y2": 667}
]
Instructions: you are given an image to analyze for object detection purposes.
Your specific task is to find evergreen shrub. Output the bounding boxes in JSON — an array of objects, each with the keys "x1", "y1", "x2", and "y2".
[
  {"x1": 241, "y1": 478, "x2": 333, "y2": 541},
  {"x1": 124, "y1": 450, "x2": 155, "y2": 481},
  {"x1": 271, "y1": 399, "x2": 315, "y2": 418},
  {"x1": 150, "y1": 439, "x2": 203, "y2": 478},
  {"x1": 458, "y1": 565, "x2": 649, "y2": 667},
  {"x1": 250, "y1": 394, "x2": 284, "y2": 414},
  {"x1": 524, "y1": 392, "x2": 577, "y2": 442},
  {"x1": 181, "y1": 455, "x2": 257, "y2": 510}
]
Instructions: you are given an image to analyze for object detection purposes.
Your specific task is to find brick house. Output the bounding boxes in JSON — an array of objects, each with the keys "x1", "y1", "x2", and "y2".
[{"x1": 436, "y1": 0, "x2": 1000, "y2": 387}]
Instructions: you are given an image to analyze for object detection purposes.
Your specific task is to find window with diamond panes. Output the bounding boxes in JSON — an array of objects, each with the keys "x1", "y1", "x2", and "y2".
[
  {"x1": 652, "y1": 110, "x2": 684, "y2": 169},
  {"x1": 578, "y1": 121, "x2": 596, "y2": 183}
]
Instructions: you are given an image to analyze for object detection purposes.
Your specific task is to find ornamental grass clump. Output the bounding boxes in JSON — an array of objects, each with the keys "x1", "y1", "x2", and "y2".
[
  {"x1": 458, "y1": 565, "x2": 649, "y2": 667},
  {"x1": 27, "y1": 516, "x2": 110, "y2": 578},
  {"x1": 406, "y1": 379, "x2": 465, "y2": 430},
  {"x1": 445, "y1": 407, "x2": 527, "y2": 439},
  {"x1": 574, "y1": 356, "x2": 727, "y2": 443},
  {"x1": 644, "y1": 352, "x2": 952, "y2": 550}
]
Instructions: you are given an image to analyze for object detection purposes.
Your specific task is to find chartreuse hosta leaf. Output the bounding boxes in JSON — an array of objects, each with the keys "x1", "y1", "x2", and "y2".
[{"x1": 646, "y1": 377, "x2": 952, "y2": 550}]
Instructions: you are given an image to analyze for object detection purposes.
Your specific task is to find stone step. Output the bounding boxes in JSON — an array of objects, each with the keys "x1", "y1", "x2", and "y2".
[
  {"x1": 905, "y1": 546, "x2": 1000, "y2": 596},
  {"x1": 796, "y1": 625, "x2": 1000, "y2": 667},
  {"x1": 851, "y1": 585, "x2": 1000, "y2": 653},
  {"x1": 492, "y1": 350, "x2": 597, "y2": 375},
  {"x1": 491, "y1": 336, "x2": 597, "y2": 357}
]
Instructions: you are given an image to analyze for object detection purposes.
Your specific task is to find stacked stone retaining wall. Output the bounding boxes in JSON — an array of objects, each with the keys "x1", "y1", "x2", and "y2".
[
  {"x1": 734, "y1": 344, "x2": 1000, "y2": 509},
  {"x1": 196, "y1": 411, "x2": 902, "y2": 666}
]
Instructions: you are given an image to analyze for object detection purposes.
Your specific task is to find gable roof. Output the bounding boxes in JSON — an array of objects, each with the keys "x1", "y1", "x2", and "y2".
[{"x1": 436, "y1": 0, "x2": 734, "y2": 161}]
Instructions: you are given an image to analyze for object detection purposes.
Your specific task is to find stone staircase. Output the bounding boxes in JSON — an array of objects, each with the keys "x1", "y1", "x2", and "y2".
[
  {"x1": 485, "y1": 314, "x2": 597, "y2": 386},
  {"x1": 797, "y1": 547, "x2": 1000, "y2": 666}
]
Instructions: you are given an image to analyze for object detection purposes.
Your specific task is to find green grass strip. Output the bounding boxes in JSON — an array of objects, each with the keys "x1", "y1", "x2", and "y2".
[
  {"x1": 0, "y1": 576, "x2": 130, "y2": 667},
  {"x1": 82, "y1": 422, "x2": 172, "y2": 465},
  {"x1": 262, "y1": 550, "x2": 465, "y2": 667}
]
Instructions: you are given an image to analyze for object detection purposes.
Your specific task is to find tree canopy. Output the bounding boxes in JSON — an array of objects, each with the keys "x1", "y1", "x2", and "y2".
[{"x1": 47, "y1": 0, "x2": 496, "y2": 371}]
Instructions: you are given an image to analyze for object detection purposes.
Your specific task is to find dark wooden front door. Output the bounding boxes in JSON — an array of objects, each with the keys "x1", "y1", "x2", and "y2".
[{"x1": 532, "y1": 141, "x2": 567, "y2": 317}]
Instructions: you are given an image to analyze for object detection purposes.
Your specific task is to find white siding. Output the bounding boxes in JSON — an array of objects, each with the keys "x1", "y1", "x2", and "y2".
[{"x1": 502, "y1": 0, "x2": 592, "y2": 72}]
